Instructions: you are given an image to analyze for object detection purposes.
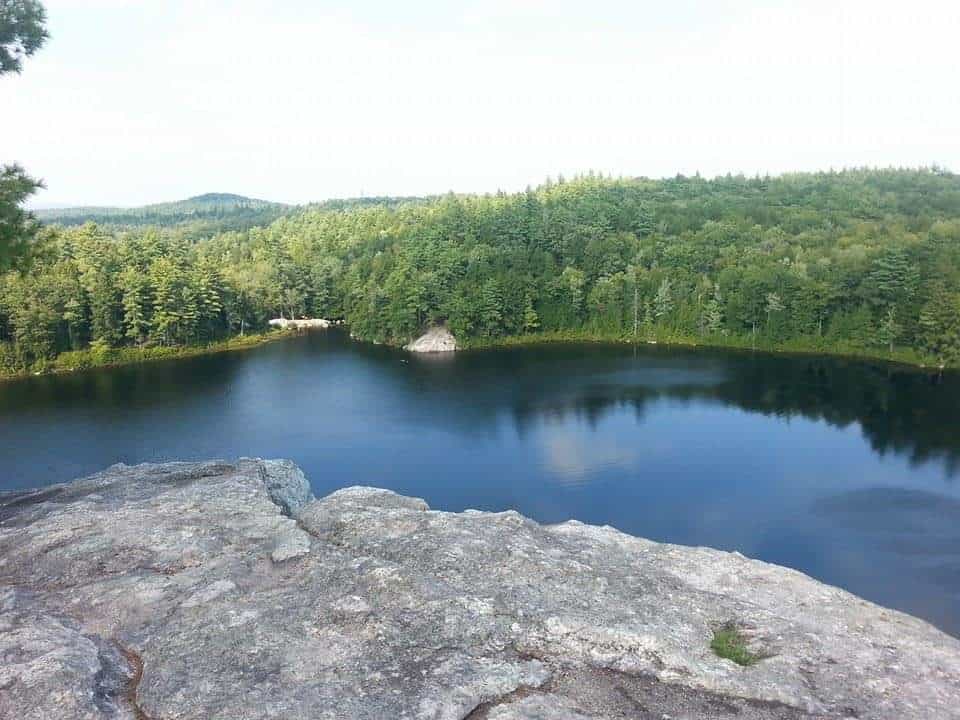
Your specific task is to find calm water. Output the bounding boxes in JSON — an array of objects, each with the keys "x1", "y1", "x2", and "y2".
[{"x1": 2, "y1": 331, "x2": 959, "y2": 635}]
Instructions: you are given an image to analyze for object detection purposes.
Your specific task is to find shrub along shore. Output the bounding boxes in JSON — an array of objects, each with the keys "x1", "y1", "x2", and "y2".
[
  {"x1": 459, "y1": 328, "x2": 944, "y2": 370},
  {"x1": 0, "y1": 331, "x2": 289, "y2": 383}
]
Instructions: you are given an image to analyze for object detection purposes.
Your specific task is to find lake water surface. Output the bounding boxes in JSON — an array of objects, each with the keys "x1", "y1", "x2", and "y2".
[{"x1": 2, "y1": 330, "x2": 959, "y2": 635}]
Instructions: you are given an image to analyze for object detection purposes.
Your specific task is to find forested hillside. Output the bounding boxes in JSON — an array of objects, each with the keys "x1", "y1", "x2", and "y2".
[{"x1": 3, "y1": 169, "x2": 960, "y2": 376}]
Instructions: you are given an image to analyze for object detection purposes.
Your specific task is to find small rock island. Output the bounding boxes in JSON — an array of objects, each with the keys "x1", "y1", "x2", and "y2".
[{"x1": 1, "y1": 459, "x2": 958, "y2": 719}]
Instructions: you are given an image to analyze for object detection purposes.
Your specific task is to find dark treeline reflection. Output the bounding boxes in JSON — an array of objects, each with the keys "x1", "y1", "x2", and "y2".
[
  {"x1": 0, "y1": 351, "x2": 246, "y2": 411},
  {"x1": 385, "y1": 337, "x2": 960, "y2": 478},
  {"x1": 461, "y1": 345, "x2": 960, "y2": 477}
]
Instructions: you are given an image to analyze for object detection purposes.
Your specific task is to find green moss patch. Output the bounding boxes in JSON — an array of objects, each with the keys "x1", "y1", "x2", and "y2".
[{"x1": 711, "y1": 623, "x2": 762, "y2": 666}]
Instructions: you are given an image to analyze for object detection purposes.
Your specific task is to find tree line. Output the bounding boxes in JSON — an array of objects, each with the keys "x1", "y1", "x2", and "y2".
[{"x1": 2, "y1": 168, "x2": 960, "y2": 374}]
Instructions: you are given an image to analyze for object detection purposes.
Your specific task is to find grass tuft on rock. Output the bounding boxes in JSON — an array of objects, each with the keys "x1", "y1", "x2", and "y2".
[{"x1": 711, "y1": 623, "x2": 762, "y2": 666}]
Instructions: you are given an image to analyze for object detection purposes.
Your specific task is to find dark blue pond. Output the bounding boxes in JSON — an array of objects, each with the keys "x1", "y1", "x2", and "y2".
[{"x1": 1, "y1": 330, "x2": 959, "y2": 635}]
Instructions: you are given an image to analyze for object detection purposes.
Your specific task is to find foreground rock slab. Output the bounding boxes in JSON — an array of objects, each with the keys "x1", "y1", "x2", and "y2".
[{"x1": 1, "y1": 461, "x2": 958, "y2": 719}]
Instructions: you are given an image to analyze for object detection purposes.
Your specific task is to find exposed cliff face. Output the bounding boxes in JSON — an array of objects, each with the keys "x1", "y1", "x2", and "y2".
[
  {"x1": 405, "y1": 326, "x2": 458, "y2": 352},
  {"x1": 1, "y1": 460, "x2": 958, "y2": 720}
]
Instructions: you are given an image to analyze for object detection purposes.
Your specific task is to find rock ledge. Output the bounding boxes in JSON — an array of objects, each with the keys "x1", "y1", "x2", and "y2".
[
  {"x1": 1, "y1": 460, "x2": 959, "y2": 719},
  {"x1": 405, "y1": 325, "x2": 458, "y2": 352}
]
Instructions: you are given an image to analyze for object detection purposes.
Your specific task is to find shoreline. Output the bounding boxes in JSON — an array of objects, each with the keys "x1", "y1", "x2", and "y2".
[
  {"x1": 457, "y1": 329, "x2": 954, "y2": 374},
  {"x1": 0, "y1": 330, "x2": 294, "y2": 384},
  {"x1": 1, "y1": 326, "x2": 954, "y2": 385}
]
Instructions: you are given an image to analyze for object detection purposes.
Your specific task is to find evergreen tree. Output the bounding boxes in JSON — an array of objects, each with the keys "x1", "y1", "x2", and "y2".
[
  {"x1": 918, "y1": 290, "x2": 960, "y2": 366},
  {"x1": 192, "y1": 257, "x2": 225, "y2": 341},
  {"x1": 865, "y1": 248, "x2": 919, "y2": 311},
  {"x1": 478, "y1": 279, "x2": 504, "y2": 336},
  {"x1": 0, "y1": 165, "x2": 43, "y2": 270},
  {"x1": 119, "y1": 267, "x2": 150, "y2": 348},
  {"x1": 1, "y1": 1, "x2": 48, "y2": 268},
  {"x1": 703, "y1": 285, "x2": 724, "y2": 334},
  {"x1": 150, "y1": 257, "x2": 187, "y2": 345},
  {"x1": 0, "y1": 0, "x2": 48, "y2": 74}
]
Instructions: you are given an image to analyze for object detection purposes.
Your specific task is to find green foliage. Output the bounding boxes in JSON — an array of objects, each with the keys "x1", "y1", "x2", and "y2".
[
  {"x1": 703, "y1": 284, "x2": 725, "y2": 334},
  {"x1": 0, "y1": 164, "x2": 44, "y2": 270},
  {"x1": 3, "y1": 168, "x2": 960, "y2": 377},
  {"x1": 119, "y1": 266, "x2": 150, "y2": 347},
  {"x1": 1, "y1": 1, "x2": 47, "y2": 269},
  {"x1": 653, "y1": 278, "x2": 674, "y2": 322},
  {"x1": 918, "y1": 288, "x2": 960, "y2": 366},
  {"x1": 711, "y1": 623, "x2": 762, "y2": 666},
  {"x1": 522, "y1": 294, "x2": 540, "y2": 332},
  {"x1": 27, "y1": 331, "x2": 281, "y2": 378},
  {"x1": 0, "y1": 0, "x2": 47, "y2": 75},
  {"x1": 877, "y1": 307, "x2": 902, "y2": 353}
]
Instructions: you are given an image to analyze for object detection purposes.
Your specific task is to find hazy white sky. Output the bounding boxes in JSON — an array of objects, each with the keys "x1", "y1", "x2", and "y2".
[{"x1": 4, "y1": 0, "x2": 959, "y2": 207}]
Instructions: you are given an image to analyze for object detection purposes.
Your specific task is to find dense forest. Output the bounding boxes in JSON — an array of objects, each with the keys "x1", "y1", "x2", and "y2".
[{"x1": 3, "y1": 168, "x2": 960, "y2": 376}]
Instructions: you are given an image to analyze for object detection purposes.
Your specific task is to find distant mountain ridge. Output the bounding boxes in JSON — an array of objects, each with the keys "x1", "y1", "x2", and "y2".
[
  {"x1": 34, "y1": 193, "x2": 293, "y2": 237},
  {"x1": 36, "y1": 192, "x2": 285, "y2": 220},
  {"x1": 34, "y1": 193, "x2": 432, "y2": 226},
  {"x1": 32, "y1": 192, "x2": 437, "y2": 239}
]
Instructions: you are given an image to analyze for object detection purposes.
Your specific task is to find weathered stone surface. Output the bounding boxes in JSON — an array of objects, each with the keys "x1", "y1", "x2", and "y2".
[
  {"x1": 0, "y1": 589, "x2": 140, "y2": 720},
  {"x1": 254, "y1": 457, "x2": 313, "y2": 517},
  {"x1": 405, "y1": 325, "x2": 458, "y2": 352},
  {"x1": 1, "y1": 459, "x2": 958, "y2": 719}
]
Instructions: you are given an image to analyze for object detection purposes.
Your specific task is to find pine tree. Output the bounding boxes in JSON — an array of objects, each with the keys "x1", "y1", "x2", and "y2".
[
  {"x1": 866, "y1": 248, "x2": 919, "y2": 310},
  {"x1": 178, "y1": 283, "x2": 199, "y2": 343},
  {"x1": 918, "y1": 290, "x2": 960, "y2": 366},
  {"x1": 703, "y1": 285, "x2": 724, "y2": 334},
  {"x1": 149, "y1": 257, "x2": 186, "y2": 345},
  {"x1": 119, "y1": 267, "x2": 150, "y2": 348},
  {"x1": 86, "y1": 270, "x2": 121, "y2": 346},
  {"x1": 192, "y1": 258, "x2": 224, "y2": 341},
  {"x1": 479, "y1": 279, "x2": 504, "y2": 336}
]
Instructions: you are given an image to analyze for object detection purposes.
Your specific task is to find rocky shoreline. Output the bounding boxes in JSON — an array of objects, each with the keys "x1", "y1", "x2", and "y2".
[
  {"x1": 404, "y1": 326, "x2": 458, "y2": 353},
  {"x1": 1, "y1": 459, "x2": 958, "y2": 719},
  {"x1": 268, "y1": 318, "x2": 335, "y2": 330}
]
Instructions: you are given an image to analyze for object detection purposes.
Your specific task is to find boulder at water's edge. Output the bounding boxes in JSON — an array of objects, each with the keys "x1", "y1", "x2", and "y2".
[{"x1": 405, "y1": 325, "x2": 458, "y2": 352}]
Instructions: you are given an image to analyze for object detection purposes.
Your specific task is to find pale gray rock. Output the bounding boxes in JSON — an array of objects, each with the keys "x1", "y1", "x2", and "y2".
[
  {"x1": 0, "y1": 589, "x2": 141, "y2": 720},
  {"x1": 268, "y1": 318, "x2": 332, "y2": 330},
  {"x1": 484, "y1": 695, "x2": 600, "y2": 720},
  {"x1": 1, "y1": 460, "x2": 958, "y2": 719},
  {"x1": 405, "y1": 325, "x2": 458, "y2": 352}
]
